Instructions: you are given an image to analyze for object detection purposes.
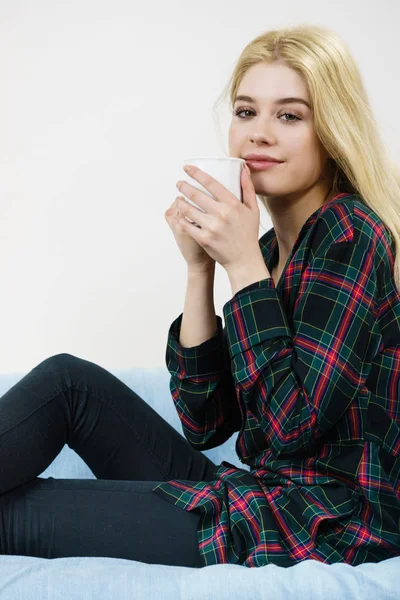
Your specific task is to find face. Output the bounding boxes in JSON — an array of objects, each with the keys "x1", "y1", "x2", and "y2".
[{"x1": 228, "y1": 62, "x2": 331, "y2": 201}]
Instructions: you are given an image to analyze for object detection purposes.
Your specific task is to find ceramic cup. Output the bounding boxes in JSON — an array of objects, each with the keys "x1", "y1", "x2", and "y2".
[{"x1": 180, "y1": 157, "x2": 246, "y2": 227}]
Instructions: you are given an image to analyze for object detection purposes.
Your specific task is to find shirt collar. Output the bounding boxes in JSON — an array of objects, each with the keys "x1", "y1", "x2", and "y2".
[{"x1": 259, "y1": 192, "x2": 356, "y2": 270}]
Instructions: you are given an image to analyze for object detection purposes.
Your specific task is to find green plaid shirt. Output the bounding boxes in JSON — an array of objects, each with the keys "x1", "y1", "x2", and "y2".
[{"x1": 153, "y1": 193, "x2": 400, "y2": 567}]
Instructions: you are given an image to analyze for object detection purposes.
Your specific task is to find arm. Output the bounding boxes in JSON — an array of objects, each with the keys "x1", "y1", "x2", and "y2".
[
  {"x1": 222, "y1": 208, "x2": 380, "y2": 457},
  {"x1": 179, "y1": 268, "x2": 218, "y2": 347},
  {"x1": 166, "y1": 268, "x2": 242, "y2": 451}
]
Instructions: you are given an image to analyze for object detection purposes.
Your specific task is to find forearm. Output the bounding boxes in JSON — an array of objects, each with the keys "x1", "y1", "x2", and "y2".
[
  {"x1": 227, "y1": 255, "x2": 271, "y2": 297},
  {"x1": 179, "y1": 266, "x2": 218, "y2": 348}
]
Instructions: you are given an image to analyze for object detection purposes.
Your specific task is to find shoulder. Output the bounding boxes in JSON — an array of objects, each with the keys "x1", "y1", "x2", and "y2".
[{"x1": 310, "y1": 194, "x2": 394, "y2": 266}]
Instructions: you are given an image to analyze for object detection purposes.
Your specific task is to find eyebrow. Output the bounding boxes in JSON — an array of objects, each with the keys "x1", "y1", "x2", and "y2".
[{"x1": 233, "y1": 95, "x2": 311, "y2": 109}]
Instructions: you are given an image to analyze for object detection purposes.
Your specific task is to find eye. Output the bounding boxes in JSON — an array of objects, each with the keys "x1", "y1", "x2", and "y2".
[
  {"x1": 279, "y1": 112, "x2": 301, "y2": 123},
  {"x1": 232, "y1": 107, "x2": 302, "y2": 123}
]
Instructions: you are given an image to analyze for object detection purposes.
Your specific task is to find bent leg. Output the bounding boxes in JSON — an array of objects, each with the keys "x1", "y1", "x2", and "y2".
[
  {"x1": 0, "y1": 477, "x2": 204, "y2": 568},
  {"x1": 0, "y1": 354, "x2": 218, "y2": 495}
]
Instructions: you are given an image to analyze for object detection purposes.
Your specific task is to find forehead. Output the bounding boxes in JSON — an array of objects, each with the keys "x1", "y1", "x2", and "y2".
[{"x1": 237, "y1": 63, "x2": 309, "y2": 102}]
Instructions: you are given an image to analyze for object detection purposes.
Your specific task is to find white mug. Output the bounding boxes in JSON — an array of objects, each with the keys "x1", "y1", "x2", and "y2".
[{"x1": 180, "y1": 157, "x2": 246, "y2": 227}]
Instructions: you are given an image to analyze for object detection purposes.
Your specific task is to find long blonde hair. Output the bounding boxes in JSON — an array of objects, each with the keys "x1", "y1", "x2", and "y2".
[{"x1": 213, "y1": 24, "x2": 400, "y2": 292}]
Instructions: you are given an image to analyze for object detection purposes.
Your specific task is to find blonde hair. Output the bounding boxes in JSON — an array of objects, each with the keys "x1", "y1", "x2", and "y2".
[{"x1": 213, "y1": 24, "x2": 400, "y2": 292}]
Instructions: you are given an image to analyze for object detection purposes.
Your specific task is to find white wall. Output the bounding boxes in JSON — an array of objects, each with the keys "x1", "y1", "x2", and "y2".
[{"x1": 0, "y1": 0, "x2": 398, "y2": 373}]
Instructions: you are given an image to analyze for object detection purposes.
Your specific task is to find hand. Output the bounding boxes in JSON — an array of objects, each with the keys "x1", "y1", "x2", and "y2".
[
  {"x1": 175, "y1": 163, "x2": 261, "y2": 272},
  {"x1": 164, "y1": 196, "x2": 216, "y2": 273}
]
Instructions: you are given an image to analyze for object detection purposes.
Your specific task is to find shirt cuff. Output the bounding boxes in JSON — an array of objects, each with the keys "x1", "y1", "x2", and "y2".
[
  {"x1": 166, "y1": 313, "x2": 226, "y2": 377},
  {"x1": 222, "y1": 278, "x2": 292, "y2": 359}
]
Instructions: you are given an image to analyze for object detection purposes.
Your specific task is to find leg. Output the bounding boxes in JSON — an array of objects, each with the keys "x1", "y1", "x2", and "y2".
[
  {"x1": 0, "y1": 478, "x2": 204, "y2": 567},
  {"x1": 0, "y1": 353, "x2": 218, "y2": 496}
]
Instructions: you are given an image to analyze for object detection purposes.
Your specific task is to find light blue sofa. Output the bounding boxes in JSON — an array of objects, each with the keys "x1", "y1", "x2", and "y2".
[{"x1": 0, "y1": 366, "x2": 399, "y2": 600}]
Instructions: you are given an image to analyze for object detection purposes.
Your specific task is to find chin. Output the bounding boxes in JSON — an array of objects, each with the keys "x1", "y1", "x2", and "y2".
[{"x1": 254, "y1": 184, "x2": 280, "y2": 197}]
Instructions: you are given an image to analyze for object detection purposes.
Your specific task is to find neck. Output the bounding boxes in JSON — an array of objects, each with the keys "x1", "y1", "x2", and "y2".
[{"x1": 266, "y1": 181, "x2": 335, "y2": 271}]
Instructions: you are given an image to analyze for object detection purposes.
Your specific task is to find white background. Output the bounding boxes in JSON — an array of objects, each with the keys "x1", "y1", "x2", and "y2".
[{"x1": 0, "y1": 0, "x2": 398, "y2": 373}]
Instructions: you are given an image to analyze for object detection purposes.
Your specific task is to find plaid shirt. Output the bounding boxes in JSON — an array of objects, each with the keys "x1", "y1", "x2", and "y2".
[{"x1": 153, "y1": 192, "x2": 400, "y2": 568}]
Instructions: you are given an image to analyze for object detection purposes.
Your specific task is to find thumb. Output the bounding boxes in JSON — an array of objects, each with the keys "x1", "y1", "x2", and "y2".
[{"x1": 241, "y1": 163, "x2": 258, "y2": 211}]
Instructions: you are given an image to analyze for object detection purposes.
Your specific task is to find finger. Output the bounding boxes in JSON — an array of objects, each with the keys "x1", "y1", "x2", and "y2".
[
  {"x1": 241, "y1": 164, "x2": 259, "y2": 212},
  {"x1": 178, "y1": 181, "x2": 218, "y2": 216},
  {"x1": 182, "y1": 165, "x2": 241, "y2": 209},
  {"x1": 165, "y1": 207, "x2": 176, "y2": 218},
  {"x1": 177, "y1": 196, "x2": 211, "y2": 228},
  {"x1": 165, "y1": 196, "x2": 182, "y2": 218},
  {"x1": 178, "y1": 212, "x2": 205, "y2": 236}
]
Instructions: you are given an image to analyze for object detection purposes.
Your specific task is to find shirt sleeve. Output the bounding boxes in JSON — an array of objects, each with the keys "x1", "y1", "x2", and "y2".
[
  {"x1": 165, "y1": 312, "x2": 242, "y2": 450},
  {"x1": 222, "y1": 232, "x2": 378, "y2": 457}
]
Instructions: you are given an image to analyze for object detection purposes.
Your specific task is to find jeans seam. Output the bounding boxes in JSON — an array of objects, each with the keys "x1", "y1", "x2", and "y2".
[{"x1": 0, "y1": 387, "x2": 68, "y2": 436}]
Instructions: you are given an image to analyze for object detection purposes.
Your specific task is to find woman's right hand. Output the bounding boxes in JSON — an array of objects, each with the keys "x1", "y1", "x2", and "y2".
[{"x1": 165, "y1": 196, "x2": 216, "y2": 273}]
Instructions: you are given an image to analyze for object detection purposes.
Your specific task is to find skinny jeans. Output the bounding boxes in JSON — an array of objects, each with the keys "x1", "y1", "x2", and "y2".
[{"x1": 0, "y1": 354, "x2": 219, "y2": 567}]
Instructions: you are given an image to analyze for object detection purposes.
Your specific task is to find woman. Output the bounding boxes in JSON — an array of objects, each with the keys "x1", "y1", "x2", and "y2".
[{"x1": 1, "y1": 24, "x2": 399, "y2": 568}]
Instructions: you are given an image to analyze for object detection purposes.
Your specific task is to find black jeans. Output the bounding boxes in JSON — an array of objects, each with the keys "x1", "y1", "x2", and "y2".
[{"x1": 0, "y1": 353, "x2": 219, "y2": 567}]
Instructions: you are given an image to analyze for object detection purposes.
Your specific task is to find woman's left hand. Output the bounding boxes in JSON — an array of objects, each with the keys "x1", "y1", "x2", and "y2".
[{"x1": 175, "y1": 163, "x2": 261, "y2": 273}]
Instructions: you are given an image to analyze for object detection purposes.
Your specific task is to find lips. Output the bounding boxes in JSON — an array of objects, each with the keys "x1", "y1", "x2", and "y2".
[
  {"x1": 245, "y1": 159, "x2": 283, "y2": 171},
  {"x1": 243, "y1": 154, "x2": 283, "y2": 163}
]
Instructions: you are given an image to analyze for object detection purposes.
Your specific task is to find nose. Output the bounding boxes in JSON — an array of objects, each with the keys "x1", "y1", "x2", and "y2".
[{"x1": 249, "y1": 129, "x2": 276, "y2": 145}]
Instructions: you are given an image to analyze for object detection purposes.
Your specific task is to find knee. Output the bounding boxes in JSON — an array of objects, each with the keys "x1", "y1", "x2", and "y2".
[{"x1": 37, "y1": 353, "x2": 80, "y2": 370}]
